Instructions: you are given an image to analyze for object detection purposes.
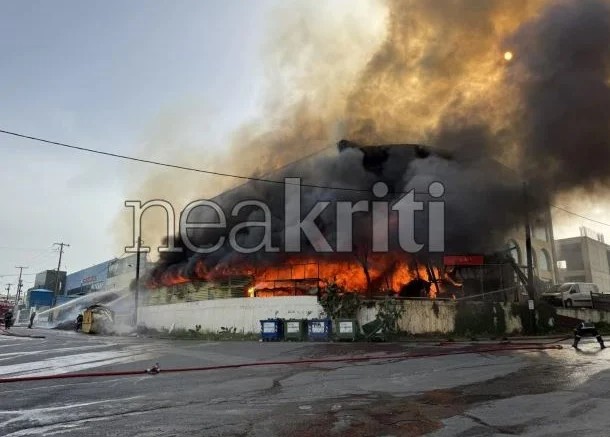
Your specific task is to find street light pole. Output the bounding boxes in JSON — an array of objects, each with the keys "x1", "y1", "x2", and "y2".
[
  {"x1": 523, "y1": 182, "x2": 537, "y2": 334},
  {"x1": 15, "y1": 266, "x2": 28, "y2": 305},
  {"x1": 53, "y1": 242, "x2": 69, "y2": 301},
  {"x1": 134, "y1": 236, "x2": 141, "y2": 327}
]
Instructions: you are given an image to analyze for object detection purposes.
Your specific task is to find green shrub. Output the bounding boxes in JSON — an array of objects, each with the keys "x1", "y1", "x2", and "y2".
[
  {"x1": 320, "y1": 282, "x2": 362, "y2": 319},
  {"x1": 376, "y1": 297, "x2": 405, "y2": 339}
]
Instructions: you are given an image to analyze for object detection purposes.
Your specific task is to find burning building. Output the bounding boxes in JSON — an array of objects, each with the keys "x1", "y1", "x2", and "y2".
[
  {"x1": 145, "y1": 140, "x2": 549, "y2": 301},
  {"x1": 134, "y1": 1, "x2": 610, "y2": 304}
]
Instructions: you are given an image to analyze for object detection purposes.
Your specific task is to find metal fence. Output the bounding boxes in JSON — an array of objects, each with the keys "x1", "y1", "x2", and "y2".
[
  {"x1": 592, "y1": 293, "x2": 610, "y2": 311},
  {"x1": 144, "y1": 277, "x2": 250, "y2": 306}
]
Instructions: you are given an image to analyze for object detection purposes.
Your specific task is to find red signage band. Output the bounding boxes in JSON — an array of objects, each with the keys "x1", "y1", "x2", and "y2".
[{"x1": 443, "y1": 255, "x2": 484, "y2": 266}]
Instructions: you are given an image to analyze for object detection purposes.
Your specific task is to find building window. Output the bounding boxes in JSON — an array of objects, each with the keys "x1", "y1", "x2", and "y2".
[
  {"x1": 560, "y1": 242, "x2": 584, "y2": 270},
  {"x1": 539, "y1": 249, "x2": 551, "y2": 272}
]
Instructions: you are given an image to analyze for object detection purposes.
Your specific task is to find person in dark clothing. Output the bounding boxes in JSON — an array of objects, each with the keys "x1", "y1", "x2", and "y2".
[
  {"x1": 573, "y1": 321, "x2": 606, "y2": 349},
  {"x1": 28, "y1": 311, "x2": 36, "y2": 329},
  {"x1": 4, "y1": 310, "x2": 13, "y2": 329},
  {"x1": 75, "y1": 314, "x2": 83, "y2": 331}
]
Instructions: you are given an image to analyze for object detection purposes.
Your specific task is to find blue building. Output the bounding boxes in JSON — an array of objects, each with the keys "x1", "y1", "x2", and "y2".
[
  {"x1": 65, "y1": 261, "x2": 111, "y2": 296},
  {"x1": 28, "y1": 289, "x2": 55, "y2": 308},
  {"x1": 63, "y1": 253, "x2": 148, "y2": 297}
]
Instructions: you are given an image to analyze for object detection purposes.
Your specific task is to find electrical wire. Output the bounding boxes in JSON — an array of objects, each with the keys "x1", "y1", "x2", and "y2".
[
  {"x1": 0, "y1": 246, "x2": 54, "y2": 252},
  {"x1": 1, "y1": 128, "x2": 608, "y2": 226},
  {"x1": 550, "y1": 204, "x2": 610, "y2": 228},
  {"x1": 0, "y1": 129, "x2": 373, "y2": 193}
]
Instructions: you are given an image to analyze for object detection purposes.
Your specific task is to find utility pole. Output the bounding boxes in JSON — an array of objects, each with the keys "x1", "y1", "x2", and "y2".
[
  {"x1": 523, "y1": 183, "x2": 537, "y2": 333},
  {"x1": 15, "y1": 266, "x2": 28, "y2": 306},
  {"x1": 53, "y1": 242, "x2": 69, "y2": 301},
  {"x1": 134, "y1": 236, "x2": 142, "y2": 327},
  {"x1": 5, "y1": 283, "x2": 12, "y2": 301}
]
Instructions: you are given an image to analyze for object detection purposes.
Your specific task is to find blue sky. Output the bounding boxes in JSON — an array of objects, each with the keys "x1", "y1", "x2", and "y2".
[{"x1": 0, "y1": 1, "x2": 273, "y2": 287}]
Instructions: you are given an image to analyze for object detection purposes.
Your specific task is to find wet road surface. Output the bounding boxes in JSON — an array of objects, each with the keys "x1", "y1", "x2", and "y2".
[{"x1": 0, "y1": 328, "x2": 608, "y2": 436}]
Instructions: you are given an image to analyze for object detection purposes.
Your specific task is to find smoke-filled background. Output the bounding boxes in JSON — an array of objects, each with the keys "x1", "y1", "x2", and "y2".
[{"x1": 116, "y1": 0, "x2": 610, "y2": 271}]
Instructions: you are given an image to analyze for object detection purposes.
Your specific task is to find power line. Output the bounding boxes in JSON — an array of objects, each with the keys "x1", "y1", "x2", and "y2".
[
  {"x1": 0, "y1": 245, "x2": 54, "y2": 252},
  {"x1": 0, "y1": 129, "x2": 372, "y2": 193},
  {"x1": 2, "y1": 128, "x2": 608, "y2": 226},
  {"x1": 0, "y1": 128, "x2": 507, "y2": 196},
  {"x1": 550, "y1": 204, "x2": 610, "y2": 228},
  {"x1": 0, "y1": 273, "x2": 36, "y2": 277},
  {"x1": 213, "y1": 143, "x2": 335, "y2": 199},
  {"x1": 11, "y1": 246, "x2": 58, "y2": 276}
]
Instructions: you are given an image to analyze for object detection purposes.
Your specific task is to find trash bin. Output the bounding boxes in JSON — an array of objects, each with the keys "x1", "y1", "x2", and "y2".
[
  {"x1": 260, "y1": 318, "x2": 284, "y2": 341},
  {"x1": 284, "y1": 319, "x2": 307, "y2": 341},
  {"x1": 307, "y1": 318, "x2": 332, "y2": 341},
  {"x1": 335, "y1": 319, "x2": 359, "y2": 341},
  {"x1": 362, "y1": 318, "x2": 385, "y2": 342}
]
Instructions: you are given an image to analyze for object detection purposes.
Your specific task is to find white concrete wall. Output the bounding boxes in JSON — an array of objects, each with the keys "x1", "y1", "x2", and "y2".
[
  {"x1": 138, "y1": 296, "x2": 324, "y2": 333},
  {"x1": 138, "y1": 298, "x2": 524, "y2": 335},
  {"x1": 359, "y1": 301, "x2": 520, "y2": 335},
  {"x1": 398, "y1": 301, "x2": 456, "y2": 334},
  {"x1": 356, "y1": 301, "x2": 455, "y2": 334},
  {"x1": 557, "y1": 307, "x2": 610, "y2": 324}
]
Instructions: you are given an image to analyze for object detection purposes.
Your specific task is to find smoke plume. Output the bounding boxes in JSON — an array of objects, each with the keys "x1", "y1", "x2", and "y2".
[{"x1": 121, "y1": 0, "x2": 610, "y2": 282}]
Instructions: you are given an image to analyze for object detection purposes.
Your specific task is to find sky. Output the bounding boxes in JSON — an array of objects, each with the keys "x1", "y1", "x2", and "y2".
[
  {"x1": 1, "y1": 0, "x2": 609, "y2": 293},
  {"x1": 0, "y1": 0, "x2": 273, "y2": 290}
]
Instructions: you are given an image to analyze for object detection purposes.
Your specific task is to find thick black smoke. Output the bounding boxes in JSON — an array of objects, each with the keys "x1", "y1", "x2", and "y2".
[
  {"x1": 150, "y1": 0, "x2": 610, "y2": 283},
  {"x1": 508, "y1": 0, "x2": 610, "y2": 191},
  {"x1": 150, "y1": 142, "x2": 528, "y2": 283}
]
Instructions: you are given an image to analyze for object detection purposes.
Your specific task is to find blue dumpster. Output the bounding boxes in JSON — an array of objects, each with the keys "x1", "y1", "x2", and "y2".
[
  {"x1": 260, "y1": 319, "x2": 284, "y2": 341},
  {"x1": 307, "y1": 319, "x2": 332, "y2": 341}
]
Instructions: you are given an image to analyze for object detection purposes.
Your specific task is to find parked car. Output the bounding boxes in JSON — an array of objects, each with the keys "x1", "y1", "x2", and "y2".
[{"x1": 541, "y1": 282, "x2": 598, "y2": 307}]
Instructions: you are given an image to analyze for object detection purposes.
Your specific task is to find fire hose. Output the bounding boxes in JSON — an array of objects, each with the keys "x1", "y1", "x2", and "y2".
[
  {"x1": 437, "y1": 335, "x2": 572, "y2": 347},
  {"x1": 0, "y1": 343, "x2": 562, "y2": 384}
]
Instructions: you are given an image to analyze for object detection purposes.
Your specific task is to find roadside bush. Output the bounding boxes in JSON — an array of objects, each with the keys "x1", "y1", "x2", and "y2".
[
  {"x1": 320, "y1": 282, "x2": 362, "y2": 319},
  {"x1": 376, "y1": 297, "x2": 405, "y2": 339}
]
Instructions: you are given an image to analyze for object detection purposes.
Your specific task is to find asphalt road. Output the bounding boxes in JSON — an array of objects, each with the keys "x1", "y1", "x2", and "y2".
[{"x1": 0, "y1": 328, "x2": 609, "y2": 436}]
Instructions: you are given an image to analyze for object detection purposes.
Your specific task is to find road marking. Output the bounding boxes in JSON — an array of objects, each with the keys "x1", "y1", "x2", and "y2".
[
  {"x1": 0, "y1": 346, "x2": 161, "y2": 378},
  {"x1": 0, "y1": 396, "x2": 145, "y2": 434}
]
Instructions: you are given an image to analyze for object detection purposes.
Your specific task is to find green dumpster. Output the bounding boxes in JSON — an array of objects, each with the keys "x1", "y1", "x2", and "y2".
[
  {"x1": 335, "y1": 319, "x2": 359, "y2": 341},
  {"x1": 284, "y1": 319, "x2": 307, "y2": 341}
]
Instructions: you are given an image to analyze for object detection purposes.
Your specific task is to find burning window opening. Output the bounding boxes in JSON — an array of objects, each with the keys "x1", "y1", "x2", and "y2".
[
  {"x1": 144, "y1": 254, "x2": 466, "y2": 301},
  {"x1": 141, "y1": 250, "x2": 531, "y2": 306}
]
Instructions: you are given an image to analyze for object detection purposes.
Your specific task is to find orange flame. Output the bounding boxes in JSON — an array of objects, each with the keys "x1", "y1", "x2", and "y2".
[{"x1": 151, "y1": 252, "x2": 446, "y2": 299}]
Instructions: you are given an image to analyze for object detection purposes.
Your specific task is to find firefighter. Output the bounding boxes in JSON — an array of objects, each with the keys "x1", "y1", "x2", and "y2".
[
  {"x1": 573, "y1": 321, "x2": 606, "y2": 349},
  {"x1": 28, "y1": 311, "x2": 36, "y2": 329},
  {"x1": 4, "y1": 309, "x2": 13, "y2": 329}
]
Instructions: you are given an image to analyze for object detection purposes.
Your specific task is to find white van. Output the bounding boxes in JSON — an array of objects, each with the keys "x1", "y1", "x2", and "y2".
[{"x1": 557, "y1": 282, "x2": 598, "y2": 307}]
